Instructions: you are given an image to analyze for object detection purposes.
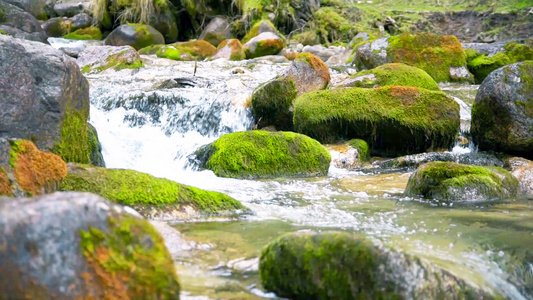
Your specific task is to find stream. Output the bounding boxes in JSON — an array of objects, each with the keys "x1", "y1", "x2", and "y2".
[{"x1": 52, "y1": 39, "x2": 533, "y2": 300}]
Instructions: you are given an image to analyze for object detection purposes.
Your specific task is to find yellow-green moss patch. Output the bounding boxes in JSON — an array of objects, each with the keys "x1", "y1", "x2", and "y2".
[
  {"x1": 352, "y1": 63, "x2": 440, "y2": 90},
  {"x1": 63, "y1": 27, "x2": 102, "y2": 40}
]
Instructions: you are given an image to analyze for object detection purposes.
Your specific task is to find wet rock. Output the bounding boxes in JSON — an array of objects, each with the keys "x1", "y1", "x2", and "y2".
[
  {"x1": 41, "y1": 17, "x2": 69, "y2": 37},
  {"x1": 0, "y1": 0, "x2": 48, "y2": 43},
  {"x1": 330, "y1": 139, "x2": 369, "y2": 169},
  {"x1": 70, "y1": 12, "x2": 92, "y2": 30},
  {"x1": 260, "y1": 231, "x2": 496, "y2": 299},
  {"x1": 194, "y1": 130, "x2": 331, "y2": 179},
  {"x1": 242, "y1": 20, "x2": 285, "y2": 45},
  {"x1": 506, "y1": 157, "x2": 533, "y2": 196},
  {"x1": 0, "y1": 192, "x2": 181, "y2": 298},
  {"x1": 346, "y1": 63, "x2": 440, "y2": 90},
  {"x1": 199, "y1": 16, "x2": 231, "y2": 47},
  {"x1": 157, "y1": 40, "x2": 217, "y2": 61},
  {"x1": 212, "y1": 39, "x2": 245, "y2": 61},
  {"x1": 77, "y1": 45, "x2": 143, "y2": 73},
  {"x1": 378, "y1": 152, "x2": 505, "y2": 170},
  {"x1": 352, "y1": 37, "x2": 390, "y2": 70},
  {"x1": 301, "y1": 44, "x2": 339, "y2": 62},
  {"x1": 61, "y1": 163, "x2": 245, "y2": 219},
  {"x1": 53, "y1": 0, "x2": 90, "y2": 17},
  {"x1": 105, "y1": 23, "x2": 165, "y2": 50},
  {"x1": 150, "y1": 6, "x2": 178, "y2": 43},
  {"x1": 0, "y1": 35, "x2": 93, "y2": 164},
  {"x1": 0, "y1": 139, "x2": 67, "y2": 197},
  {"x1": 471, "y1": 61, "x2": 533, "y2": 159},
  {"x1": 3, "y1": 0, "x2": 48, "y2": 19},
  {"x1": 405, "y1": 162, "x2": 518, "y2": 202},
  {"x1": 252, "y1": 52, "x2": 330, "y2": 130},
  {"x1": 462, "y1": 42, "x2": 506, "y2": 57},
  {"x1": 243, "y1": 32, "x2": 285, "y2": 59},
  {"x1": 294, "y1": 86, "x2": 460, "y2": 156},
  {"x1": 87, "y1": 124, "x2": 105, "y2": 167}
]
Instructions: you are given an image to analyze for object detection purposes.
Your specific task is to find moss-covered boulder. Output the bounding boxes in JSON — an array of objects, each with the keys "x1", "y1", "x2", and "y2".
[
  {"x1": 61, "y1": 163, "x2": 245, "y2": 218},
  {"x1": 242, "y1": 20, "x2": 285, "y2": 44},
  {"x1": 354, "y1": 34, "x2": 473, "y2": 83},
  {"x1": 260, "y1": 231, "x2": 496, "y2": 299},
  {"x1": 252, "y1": 52, "x2": 330, "y2": 131},
  {"x1": 194, "y1": 131, "x2": 331, "y2": 179},
  {"x1": 78, "y1": 45, "x2": 143, "y2": 73},
  {"x1": 405, "y1": 162, "x2": 518, "y2": 202},
  {"x1": 87, "y1": 124, "x2": 106, "y2": 167},
  {"x1": 348, "y1": 139, "x2": 369, "y2": 161},
  {"x1": 505, "y1": 40, "x2": 533, "y2": 62},
  {"x1": 467, "y1": 52, "x2": 511, "y2": 83},
  {"x1": 156, "y1": 40, "x2": 217, "y2": 61},
  {"x1": 41, "y1": 17, "x2": 70, "y2": 37},
  {"x1": 63, "y1": 26, "x2": 102, "y2": 40},
  {"x1": 348, "y1": 63, "x2": 440, "y2": 91},
  {"x1": 471, "y1": 61, "x2": 533, "y2": 159},
  {"x1": 0, "y1": 139, "x2": 67, "y2": 197},
  {"x1": 0, "y1": 35, "x2": 93, "y2": 164},
  {"x1": 104, "y1": 23, "x2": 165, "y2": 50},
  {"x1": 212, "y1": 39, "x2": 245, "y2": 61},
  {"x1": 294, "y1": 86, "x2": 460, "y2": 156},
  {"x1": 243, "y1": 32, "x2": 285, "y2": 59},
  {"x1": 0, "y1": 192, "x2": 181, "y2": 299},
  {"x1": 199, "y1": 16, "x2": 232, "y2": 47}
]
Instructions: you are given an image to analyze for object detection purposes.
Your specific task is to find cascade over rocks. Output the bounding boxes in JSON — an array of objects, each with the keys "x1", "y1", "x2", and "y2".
[
  {"x1": 105, "y1": 24, "x2": 165, "y2": 50},
  {"x1": 0, "y1": 35, "x2": 99, "y2": 165},
  {"x1": 0, "y1": 0, "x2": 48, "y2": 43},
  {"x1": 471, "y1": 61, "x2": 533, "y2": 159},
  {"x1": 260, "y1": 231, "x2": 497, "y2": 299},
  {"x1": 405, "y1": 162, "x2": 519, "y2": 202},
  {"x1": 0, "y1": 192, "x2": 181, "y2": 299}
]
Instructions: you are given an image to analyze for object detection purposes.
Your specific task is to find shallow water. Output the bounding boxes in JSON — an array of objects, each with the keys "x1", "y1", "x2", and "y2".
[{"x1": 49, "y1": 39, "x2": 533, "y2": 299}]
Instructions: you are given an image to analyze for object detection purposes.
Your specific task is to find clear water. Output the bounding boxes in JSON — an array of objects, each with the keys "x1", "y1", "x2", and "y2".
[{"x1": 49, "y1": 39, "x2": 533, "y2": 300}]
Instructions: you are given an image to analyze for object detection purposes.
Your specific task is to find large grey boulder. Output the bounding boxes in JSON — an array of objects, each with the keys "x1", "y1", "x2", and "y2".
[
  {"x1": 0, "y1": 35, "x2": 93, "y2": 164},
  {"x1": 3, "y1": 0, "x2": 49, "y2": 19},
  {"x1": 77, "y1": 45, "x2": 143, "y2": 73},
  {"x1": 0, "y1": 192, "x2": 181, "y2": 298},
  {"x1": 0, "y1": 0, "x2": 48, "y2": 43},
  {"x1": 105, "y1": 23, "x2": 165, "y2": 50},
  {"x1": 352, "y1": 38, "x2": 390, "y2": 70},
  {"x1": 199, "y1": 16, "x2": 231, "y2": 47},
  {"x1": 53, "y1": 0, "x2": 90, "y2": 17},
  {"x1": 472, "y1": 61, "x2": 533, "y2": 159}
]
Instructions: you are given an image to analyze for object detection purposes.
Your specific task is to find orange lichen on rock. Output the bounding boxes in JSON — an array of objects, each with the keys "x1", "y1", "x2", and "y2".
[
  {"x1": 296, "y1": 52, "x2": 331, "y2": 83},
  {"x1": 11, "y1": 140, "x2": 67, "y2": 196},
  {"x1": 0, "y1": 168, "x2": 11, "y2": 196},
  {"x1": 387, "y1": 86, "x2": 419, "y2": 105}
]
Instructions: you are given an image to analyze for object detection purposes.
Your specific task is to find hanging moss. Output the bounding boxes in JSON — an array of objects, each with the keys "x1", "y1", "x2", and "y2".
[
  {"x1": 63, "y1": 27, "x2": 102, "y2": 40},
  {"x1": 79, "y1": 215, "x2": 181, "y2": 299},
  {"x1": 61, "y1": 164, "x2": 244, "y2": 214},
  {"x1": 198, "y1": 130, "x2": 331, "y2": 179},
  {"x1": 351, "y1": 63, "x2": 441, "y2": 90}
]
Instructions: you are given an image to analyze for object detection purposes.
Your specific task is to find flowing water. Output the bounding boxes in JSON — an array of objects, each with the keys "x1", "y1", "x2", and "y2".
[{"x1": 51, "y1": 39, "x2": 533, "y2": 300}]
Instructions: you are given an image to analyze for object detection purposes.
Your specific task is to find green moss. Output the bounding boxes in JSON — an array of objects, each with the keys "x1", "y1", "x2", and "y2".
[
  {"x1": 242, "y1": 20, "x2": 285, "y2": 44},
  {"x1": 138, "y1": 44, "x2": 164, "y2": 55},
  {"x1": 61, "y1": 164, "x2": 244, "y2": 214},
  {"x1": 504, "y1": 41, "x2": 533, "y2": 63},
  {"x1": 348, "y1": 139, "x2": 370, "y2": 161},
  {"x1": 63, "y1": 27, "x2": 102, "y2": 40},
  {"x1": 351, "y1": 63, "x2": 440, "y2": 90},
  {"x1": 245, "y1": 37, "x2": 284, "y2": 58},
  {"x1": 294, "y1": 86, "x2": 460, "y2": 156},
  {"x1": 79, "y1": 215, "x2": 180, "y2": 298},
  {"x1": 312, "y1": 7, "x2": 356, "y2": 45},
  {"x1": 519, "y1": 60, "x2": 533, "y2": 95},
  {"x1": 387, "y1": 33, "x2": 468, "y2": 82},
  {"x1": 52, "y1": 109, "x2": 92, "y2": 164},
  {"x1": 405, "y1": 161, "x2": 519, "y2": 201},
  {"x1": 259, "y1": 232, "x2": 401, "y2": 299},
  {"x1": 467, "y1": 52, "x2": 511, "y2": 83},
  {"x1": 157, "y1": 41, "x2": 217, "y2": 61},
  {"x1": 203, "y1": 32, "x2": 227, "y2": 47},
  {"x1": 465, "y1": 48, "x2": 482, "y2": 62},
  {"x1": 201, "y1": 130, "x2": 331, "y2": 179},
  {"x1": 81, "y1": 65, "x2": 91, "y2": 73},
  {"x1": 218, "y1": 39, "x2": 246, "y2": 61},
  {"x1": 0, "y1": 29, "x2": 6, "y2": 35},
  {"x1": 156, "y1": 46, "x2": 181, "y2": 60},
  {"x1": 94, "y1": 51, "x2": 144, "y2": 72},
  {"x1": 251, "y1": 77, "x2": 298, "y2": 131}
]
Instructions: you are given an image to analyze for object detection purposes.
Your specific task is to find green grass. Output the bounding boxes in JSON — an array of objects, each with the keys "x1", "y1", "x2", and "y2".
[
  {"x1": 201, "y1": 130, "x2": 331, "y2": 179},
  {"x1": 61, "y1": 164, "x2": 244, "y2": 214},
  {"x1": 351, "y1": 63, "x2": 441, "y2": 90}
]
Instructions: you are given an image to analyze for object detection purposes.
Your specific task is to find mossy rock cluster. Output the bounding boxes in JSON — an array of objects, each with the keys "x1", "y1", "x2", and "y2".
[
  {"x1": 350, "y1": 63, "x2": 440, "y2": 91},
  {"x1": 212, "y1": 39, "x2": 245, "y2": 61},
  {"x1": 0, "y1": 139, "x2": 67, "y2": 197},
  {"x1": 467, "y1": 40, "x2": 533, "y2": 83},
  {"x1": 405, "y1": 162, "x2": 519, "y2": 202},
  {"x1": 63, "y1": 27, "x2": 102, "y2": 40},
  {"x1": 156, "y1": 40, "x2": 217, "y2": 61},
  {"x1": 79, "y1": 46, "x2": 144, "y2": 74},
  {"x1": 195, "y1": 130, "x2": 331, "y2": 179},
  {"x1": 293, "y1": 86, "x2": 460, "y2": 157},
  {"x1": 0, "y1": 192, "x2": 181, "y2": 299},
  {"x1": 260, "y1": 231, "x2": 496, "y2": 299},
  {"x1": 387, "y1": 33, "x2": 471, "y2": 83},
  {"x1": 60, "y1": 163, "x2": 245, "y2": 216},
  {"x1": 104, "y1": 23, "x2": 165, "y2": 50},
  {"x1": 241, "y1": 20, "x2": 286, "y2": 44}
]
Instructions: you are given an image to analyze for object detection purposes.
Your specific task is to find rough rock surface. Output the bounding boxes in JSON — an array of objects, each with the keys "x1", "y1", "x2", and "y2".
[
  {"x1": 506, "y1": 157, "x2": 533, "y2": 196},
  {"x1": 281, "y1": 52, "x2": 330, "y2": 95},
  {"x1": 199, "y1": 17, "x2": 231, "y2": 47},
  {"x1": 0, "y1": 0, "x2": 48, "y2": 43},
  {"x1": 212, "y1": 39, "x2": 245, "y2": 61},
  {"x1": 353, "y1": 38, "x2": 390, "y2": 70},
  {"x1": 0, "y1": 192, "x2": 181, "y2": 298},
  {"x1": 104, "y1": 24, "x2": 165, "y2": 50},
  {"x1": 243, "y1": 32, "x2": 284, "y2": 59},
  {"x1": 472, "y1": 61, "x2": 533, "y2": 159},
  {"x1": 77, "y1": 45, "x2": 142, "y2": 73}
]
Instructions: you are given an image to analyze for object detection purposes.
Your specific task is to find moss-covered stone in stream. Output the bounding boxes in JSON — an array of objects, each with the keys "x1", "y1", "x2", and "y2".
[
  {"x1": 217, "y1": 39, "x2": 246, "y2": 61},
  {"x1": 405, "y1": 161, "x2": 519, "y2": 202},
  {"x1": 9, "y1": 140, "x2": 67, "y2": 196},
  {"x1": 63, "y1": 27, "x2": 102, "y2": 40},
  {"x1": 196, "y1": 131, "x2": 331, "y2": 179},
  {"x1": 351, "y1": 63, "x2": 440, "y2": 90},
  {"x1": 241, "y1": 20, "x2": 286, "y2": 44},
  {"x1": 60, "y1": 164, "x2": 244, "y2": 215},
  {"x1": 79, "y1": 215, "x2": 181, "y2": 299},
  {"x1": 387, "y1": 33, "x2": 470, "y2": 83},
  {"x1": 504, "y1": 41, "x2": 533, "y2": 62},
  {"x1": 138, "y1": 44, "x2": 164, "y2": 55},
  {"x1": 293, "y1": 86, "x2": 460, "y2": 156},
  {"x1": 251, "y1": 77, "x2": 298, "y2": 131},
  {"x1": 260, "y1": 231, "x2": 496, "y2": 299},
  {"x1": 156, "y1": 40, "x2": 217, "y2": 61},
  {"x1": 0, "y1": 29, "x2": 6, "y2": 35},
  {"x1": 468, "y1": 52, "x2": 511, "y2": 83},
  {"x1": 99, "y1": 51, "x2": 144, "y2": 72},
  {"x1": 348, "y1": 139, "x2": 370, "y2": 161},
  {"x1": 52, "y1": 108, "x2": 93, "y2": 164}
]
